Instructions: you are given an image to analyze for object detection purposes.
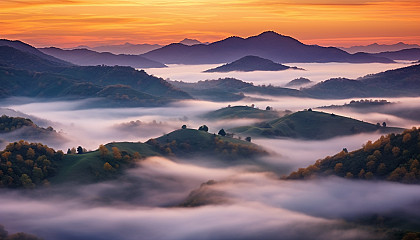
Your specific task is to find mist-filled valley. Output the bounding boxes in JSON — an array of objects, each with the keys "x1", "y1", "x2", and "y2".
[{"x1": 1, "y1": 44, "x2": 420, "y2": 239}]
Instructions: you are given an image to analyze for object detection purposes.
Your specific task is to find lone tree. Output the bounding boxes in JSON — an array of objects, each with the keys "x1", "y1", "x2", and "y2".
[
  {"x1": 181, "y1": 125, "x2": 187, "y2": 129},
  {"x1": 198, "y1": 125, "x2": 209, "y2": 132},
  {"x1": 245, "y1": 136, "x2": 251, "y2": 142},
  {"x1": 218, "y1": 129, "x2": 226, "y2": 136},
  {"x1": 382, "y1": 122, "x2": 387, "y2": 127},
  {"x1": 77, "y1": 146, "x2": 83, "y2": 154},
  {"x1": 266, "y1": 106, "x2": 271, "y2": 110}
]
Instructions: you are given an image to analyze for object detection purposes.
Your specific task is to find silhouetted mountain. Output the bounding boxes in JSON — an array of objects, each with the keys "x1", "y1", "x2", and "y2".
[
  {"x1": 142, "y1": 31, "x2": 394, "y2": 64},
  {"x1": 204, "y1": 55, "x2": 303, "y2": 72},
  {"x1": 39, "y1": 47, "x2": 166, "y2": 68},
  {"x1": 285, "y1": 77, "x2": 312, "y2": 87},
  {"x1": 170, "y1": 78, "x2": 306, "y2": 101},
  {"x1": 179, "y1": 38, "x2": 206, "y2": 46},
  {"x1": 340, "y1": 42, "x2": 420, "y2": 54},
  {"x1": 303, "y1": 64, "x2": 420, "y2": 98},
  {"x1": 231, "y1": 110, "x2": 402, "y2": 140},
  {"x1": 0, "y1": 46, "x2": 72, "y2": 72},
  {"x1": 0, "y1": 39, "x2": 70, "y2": 66},
  {"x1": 371, "y1": 48, "x2": 420, "y2": 61},
  {"x1": 69, "y1": 42, "x2": 163, "y2": 55}
]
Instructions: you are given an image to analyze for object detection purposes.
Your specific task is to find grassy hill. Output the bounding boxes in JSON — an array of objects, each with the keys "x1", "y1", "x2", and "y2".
[
  {"x1": 147, "y1": 128, "x2": 267, "y2": 160},
  {"x1": 231, "y1": 110, "x2": 402, "y2": 139},
  {"x1": 202, "y1": 105, "x2": 286, "y2": 120},
  {"x1": 286, "y1": 127, "x2": 420, "y2": 184}
]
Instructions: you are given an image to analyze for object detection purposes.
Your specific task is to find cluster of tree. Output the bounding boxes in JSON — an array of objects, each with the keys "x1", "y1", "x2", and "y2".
[
  {"x1": 0, "y1": 115, "x2": 48, "y2": 133},
  {"x1": 319, "y1": 99, "x2": 392, "y2": 109},
  {"x1": 0, "y1": 224, "x2": 42, "y2": 240},
  {"x1": 0, "y1": 140, "x2": 63, "y2": 188},
  {"x1": 98, "y1": 145, "x2": 141, "y2": 173},
  {"x1": 286, "y1": 127, "x2": 420, "y2": 184},
  {"x1": 66, "y1": 146, "x2": 87, "y2": 155}
]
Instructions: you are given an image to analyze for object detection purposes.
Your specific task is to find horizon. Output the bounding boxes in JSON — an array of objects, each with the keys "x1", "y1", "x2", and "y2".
[{"x1": 1, "y1": 0, "x2": 420, "y2": 48}]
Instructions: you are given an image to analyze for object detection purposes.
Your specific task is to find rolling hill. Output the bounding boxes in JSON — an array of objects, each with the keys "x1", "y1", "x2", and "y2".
[
  {"x1": 39, "y1": 47, "x2": 167, "y2": 68},
  {"x1": 339, "y1": 42, "x2": 420, "y2": 54},
  {"x1": 371, "y1": 48, "x2": 420, "y2": 61},
  {"x1": 202, "y1": 105, "x2": 286, "y2": 120},
  {"x1": 203, "y1": 55, "x2": 302, "y2": 72},
  {"x1": 142, "y1": 31, "x2": 394, "y2": 64},
  {"x1": 230, "y1": 110, "x2": 403, "y2": 140},
  {"x1": 286, "y1": 127, "x2": 420, "y2": 184}
]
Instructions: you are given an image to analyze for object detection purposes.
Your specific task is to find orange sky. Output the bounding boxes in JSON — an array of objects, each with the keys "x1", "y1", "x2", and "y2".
[{"x1": 1, "y1": 0, "x2": 420, "y2": 48}]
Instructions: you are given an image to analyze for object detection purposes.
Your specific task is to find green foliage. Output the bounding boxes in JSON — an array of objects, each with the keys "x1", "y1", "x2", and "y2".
[
  {"x1": 286, "y1": 127, "x2": 420, "y2": 184},
  {"x1": 0, "y1": 140, "x2": 62, "y2": 188}
]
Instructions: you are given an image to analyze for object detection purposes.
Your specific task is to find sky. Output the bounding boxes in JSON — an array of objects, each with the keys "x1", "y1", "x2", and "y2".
[{"x1": 1, "y1": 0, "x2": 420, "y2": 48}]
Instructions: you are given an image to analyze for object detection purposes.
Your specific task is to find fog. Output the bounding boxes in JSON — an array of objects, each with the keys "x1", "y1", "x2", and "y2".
[
  {"x1": 1, "y1": 62, "x2": 419, "y2": 239},
  {"x1": 146, "y1": 62, "x2": 413, "y2": 86}
]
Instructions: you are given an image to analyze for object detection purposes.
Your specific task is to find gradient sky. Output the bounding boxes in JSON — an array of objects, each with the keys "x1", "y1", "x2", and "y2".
[{"x1": 1, "y1": 0, "x2": 419, "y2": 47}]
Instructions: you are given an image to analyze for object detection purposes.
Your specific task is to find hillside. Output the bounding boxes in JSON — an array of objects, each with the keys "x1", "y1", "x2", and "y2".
[
  {"x1": 318, "y1": 99, "x2": 393, "y2": 109},
  {"x1": 339, "y1": 42, "x2": 420, "y2": 54},
  {"x1": 303, "y1": 64, "x2": 420, "y2": 98},
  {"x1": 0, "y1": 115, "x2": 66, "y2": 146},
  {"x1": 170, "y1": 78, "x2": 306, "y2": 101},
  {"x1": 142, "y1": 31, "x2": 394, "y2": 64},
  {"x1": 147, "y1": 128, "x2": 267, "y2": 160},
  {"x1": 286, "y1": 127, "x2": 420, "y2": 184},
  {"x1": 372, "y1": 48, "x2": 420, "y2": 61},
  {"x1": 285, "y1": 77, "x2": 312, "y2": 88},
  {"x1": 70, "y1": 42, "x2": 163, "y2": 55},
  {"x1": 203, "y1": 55, "x2": 302, "y2": 72},
  {"x1": 39, "y1": 47, "x2": 167, "y2": 68},
  {"x1": 0, "y1": 140, "x2": 63, "y2": 188},
  {"x1": 202, "y1": 106, "x2": 286, "y2": 120},
  {"x1": 231, "y1": 110, "x2": 402, "y2": 140}
]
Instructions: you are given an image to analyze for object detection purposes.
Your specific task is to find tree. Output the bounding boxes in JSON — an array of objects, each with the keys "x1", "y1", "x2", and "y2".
[
  {"x1": 112, "y1": 147, "x2": 122, "y2": 160},
  {"x1": 77, "y1": 146, "x2": 83, "y2": 154},
  {"x1": 26, "y1": 148, "x2": 35, "y2": 159},
  {"x1": 66, "y1": 148, "x2": 71, "y2": 154},
  {"x1": 99, "y1": 144, "x2": 108, "y2": 159},
  {"x1": 181, "y1": 124, "x2": 187, "y2": 129},
  {"x1": 266, "y1": 106, "x2": 271, "y2": 110},
  {"x1": 218, "y1": 129, "x2": 226, "y2": 136},
  {"x1": 245, "y1": 137, "x2": 251, "y2": 142},
  {"x1": 20, "y1": 174, "x2": 34, "y2": 188},
  {"x1": 103, "y1": 162, "x2": 113, "y2": 171},
  {"x1": 198, "y1": 125, "x2": 209, "y2": 132},
  {"x1": 382, "y1": 122, "x2": 387, "y2": 127}
]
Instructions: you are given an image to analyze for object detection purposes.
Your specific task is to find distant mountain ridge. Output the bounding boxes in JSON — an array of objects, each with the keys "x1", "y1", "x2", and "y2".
[
  {"x1": 142, "y1": 31, "x2": 394, "y2": 64},
  {"x1": 68, "y1": 42, "x2": 163, "y2": 55},
  {"x1": 203, "y1": 55, "x2": 303, "y2": 72},
  {"x1": 340, "y1": 42, "x2": 420, "y2": 54},
  {"x1": 39, "y1": 47, "x2": 166, "y2": 68}
]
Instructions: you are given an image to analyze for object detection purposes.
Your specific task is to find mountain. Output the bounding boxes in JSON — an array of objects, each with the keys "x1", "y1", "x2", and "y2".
[
  {"x1": 39, "y1": 47, "x2": 166, "y2": 68},
  {"x1": 230, "y1": 110, "x2": 402, "y2": 140},
  {"x1": 340, "y1": 42, "x2": 420, "y2": 54},
  {"x1": 0, "y1": 39, "x2": 71, "y2": 66},
  {"x1": 285, "y1": 77, "x2": 312, "y2": 88},
  {"x1": 170, "y1": 78, "x2": 306, "y2": 101},
  {"x1": 179, "y1": 38, "x2": 206, "y2": 46},
  {"x1": 202, "y1": 105, "x2": 287, "y2": 120},
  {"x1": 0, "y1": 46, "x2": 72, "y2": 72},
  {"x1": 142, "y1": 31, "x2": 394, "y2": 64},
  {"x1": 286, "y1": 127, "x2": 420, "y2": 184},
  {"x1": 69, "y1": 42, "x2": 163, "y2": 55},
  {"x1": 371, "y1": 48, "x2": 420, "y2": 61},
  {"x1": 303, "y1": 64, "x2": 420, "y2": 98},
  {"x1": 203, "y1": 55, "x2": 303, "y2": 72}
]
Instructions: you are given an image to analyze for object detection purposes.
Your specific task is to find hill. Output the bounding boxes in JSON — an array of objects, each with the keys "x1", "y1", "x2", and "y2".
[
  {"x1": 147, "y1": 128, "x2": 267, "y2": 160},
  {"x1": 39, "y1": 47, "x2": 167, "y2": 68},
  {"x1": 170, "y1": 78, "x2": 306, "y2": 101},
  {"x1": 371, "y1": 48, "x2": 420, "y2": 61},
  {"x1": 70, "y1": 42, "x2": 163, "y2": 55},
  {"x1": 0, "y1": 39, "x2": 70, "y2": 66},
  {"x1": 202, "y1": 105, "x2": 286, "y2": 120},
  {"x1": 286, "y1": 127, "x2": 420, "y2": 184},
  {"x1": 0, "y1": 115, "x2": 66, "y2": 146},
  {"x1": 318, "y1": 99, "x2": 393, "y2": 109},
  {"x1": 303, "y1": 64, "x2": 420, "y2": 98},
  {"x1": 142, "y1": 31, "x2": 394, "y2": 64},
  {"x1": 230, "y1": 110, "x2": 403, "y2": 140},
  {"x1": 339, "y1": 42, "x2": 420, "y2": 54},
  {"x1": 285, "y1": 77, "x2": 312, "y2": 88},
  {"x1": 203, "y1": 55, "x2": 302, "y2": 72}
]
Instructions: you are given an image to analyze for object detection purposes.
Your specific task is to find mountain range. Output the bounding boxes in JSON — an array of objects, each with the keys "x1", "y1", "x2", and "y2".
[
  {"x1": 340, "y1": 42, "x2": 420, "y2": 54},
  {"x1": 142, "y1": 31, "x2": 394, "y2": 64},
  {"x1": 39, "y1": 47, "x2": 166, "y2": 68}
]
